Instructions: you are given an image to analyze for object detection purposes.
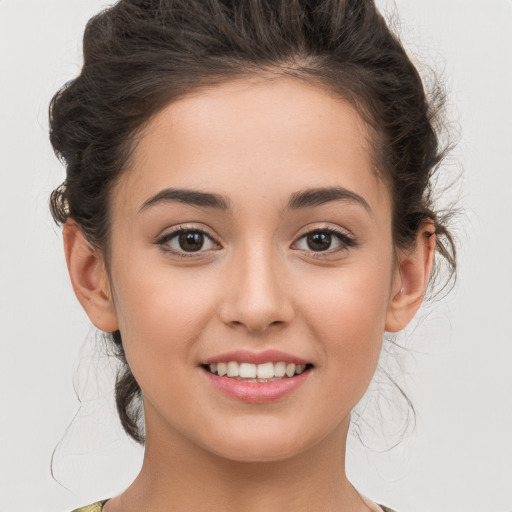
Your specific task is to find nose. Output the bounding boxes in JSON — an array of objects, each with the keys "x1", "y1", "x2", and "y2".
[{"x1": 218, "y1": 244, "x2": 295, "y2": 334}]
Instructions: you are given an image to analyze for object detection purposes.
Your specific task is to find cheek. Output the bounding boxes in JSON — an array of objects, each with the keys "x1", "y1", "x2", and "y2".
[
  {"x1": 108, "y1": 266, "x2": 226, "y2": 425},
  {"x1": 298, "y1": 258, "x2": 393, "y2": 383},
  {"x1": 109, "y1": 262, "x2": 218, "y2": 376}
]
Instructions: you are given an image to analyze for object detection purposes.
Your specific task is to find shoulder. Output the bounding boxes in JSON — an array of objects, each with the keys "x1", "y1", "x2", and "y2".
[{"x1": 70, "y1": 500, "x2": 109, "y2": 512}]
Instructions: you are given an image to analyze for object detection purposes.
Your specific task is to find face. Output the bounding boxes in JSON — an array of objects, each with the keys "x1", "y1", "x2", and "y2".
[{"x1": 104, "y1": 77, "x2": 401, "y2": 462}]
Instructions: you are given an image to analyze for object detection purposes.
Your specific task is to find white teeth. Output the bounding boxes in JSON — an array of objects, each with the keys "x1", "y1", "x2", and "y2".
[
  {"x1": 227, "y1": 361, "x2": 239, "y2": 377},
  {"x1": 217, "y1": 362, "x2": 227, "y2": 376},
  {"x1": 256, "y1": 362, "x2": 274, "y2": 379},
  {"x1": 285, "y1": 363, "x2": 296, "y2": 377},
  {"x1": 274, "y1": 361, "x2": 286, "y2": 377},
  {"x1": 239, "y1": 363, "x2": 257, "y2": 378},
  {"x1": 208, "y1": 361, "x2": 309, "y2": 379}
]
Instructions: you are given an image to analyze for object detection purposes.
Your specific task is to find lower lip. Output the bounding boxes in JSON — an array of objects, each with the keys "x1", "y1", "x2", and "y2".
[{"x1": 201, "y1": 367, "x2": 311, "y2": 403}]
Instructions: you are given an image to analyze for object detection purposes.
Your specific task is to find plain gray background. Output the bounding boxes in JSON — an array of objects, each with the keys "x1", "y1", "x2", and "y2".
[{"x1": 1, "y1": 1, "x2": 511, "y2": 511}]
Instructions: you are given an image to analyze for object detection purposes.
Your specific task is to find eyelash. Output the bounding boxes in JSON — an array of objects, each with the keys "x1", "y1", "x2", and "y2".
[{"x1": 155, "y1": 225, "x2": 357, "y2": 259}]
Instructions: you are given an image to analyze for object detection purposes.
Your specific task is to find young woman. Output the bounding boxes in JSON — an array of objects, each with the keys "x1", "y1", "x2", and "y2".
[{"x1": 48, "y1": 1, "x2": 456, "y2": 510}]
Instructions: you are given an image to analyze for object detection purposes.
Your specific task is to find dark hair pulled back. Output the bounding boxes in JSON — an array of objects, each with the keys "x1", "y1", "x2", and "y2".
[{"x1": 49, "y1": 0, "x2": 456, "y2": 444}]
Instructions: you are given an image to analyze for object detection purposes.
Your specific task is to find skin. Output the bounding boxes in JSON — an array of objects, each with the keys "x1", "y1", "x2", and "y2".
[{"x1": 64, "y1": 76, "x2": 435, "y2": 512}]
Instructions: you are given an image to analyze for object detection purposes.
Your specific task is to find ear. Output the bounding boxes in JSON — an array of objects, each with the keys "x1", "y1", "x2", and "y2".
[
  {"x1": 385, "y1": 221, "x2": 436, "y2": 333},
  {"x1": 63, "y1": 219, "x2": 119, "y2": 333}
]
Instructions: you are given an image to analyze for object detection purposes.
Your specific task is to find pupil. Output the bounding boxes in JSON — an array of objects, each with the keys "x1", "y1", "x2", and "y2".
[
  {"x1": 179, "y1": 232, "x2": 204, "y2": 252},
  {"x1": 307, "y1": 232, "x2": 331, "y2": 251}
]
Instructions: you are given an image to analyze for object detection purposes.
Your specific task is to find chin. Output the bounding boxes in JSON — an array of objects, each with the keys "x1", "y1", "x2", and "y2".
[
  {"x1": 212, "y1": 443, "x2": 305, "y2": 464},
  {"x1": 197, "y1": 423, "x2": 323, "y2": 464}
]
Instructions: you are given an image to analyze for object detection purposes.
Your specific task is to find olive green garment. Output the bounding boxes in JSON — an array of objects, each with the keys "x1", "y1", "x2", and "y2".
[
  {"x1": 71, "y1": 500, "x2": 109, "y2": 512},
  {"x1": 71, "y1": 500, "x2": 398, "y2": 512}
]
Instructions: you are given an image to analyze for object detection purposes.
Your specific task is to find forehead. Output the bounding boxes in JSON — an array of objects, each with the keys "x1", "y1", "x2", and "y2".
[{"x1": 115, "y1": 76, "x2": 390, "y2": 218}]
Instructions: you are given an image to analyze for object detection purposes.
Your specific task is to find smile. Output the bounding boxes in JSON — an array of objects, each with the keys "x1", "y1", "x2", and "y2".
[
  {"x1": 200, "y1": 351, "x2": 314, "y2": 403},
  {"x1": 204, "y1": 361, "x2": 311, "y2": 382}
]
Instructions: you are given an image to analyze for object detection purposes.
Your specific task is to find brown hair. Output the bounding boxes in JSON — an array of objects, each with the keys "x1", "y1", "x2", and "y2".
[{"x1": 49, "y1": 0, "x2": 456, "y2": 444}]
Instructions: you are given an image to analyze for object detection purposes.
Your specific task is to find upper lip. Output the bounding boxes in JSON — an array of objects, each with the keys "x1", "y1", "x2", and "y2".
[{"x1": 202, "y1": 349, "x2": 310, "y2": 366}]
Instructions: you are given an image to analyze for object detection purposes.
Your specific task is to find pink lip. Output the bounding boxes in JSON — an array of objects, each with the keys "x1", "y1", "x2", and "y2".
[
  {"x1": 202, "y1": 349, "x2": 309, "y2": 365},
  {"x1": 201, "y1": 367, "x2": 311, "y2": 403}
]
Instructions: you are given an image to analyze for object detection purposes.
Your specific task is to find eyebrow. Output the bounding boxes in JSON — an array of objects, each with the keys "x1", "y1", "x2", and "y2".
[
  {"x1": 139, "y1": 188, "x2": 232, "y2": 213},
  {"x1": 286, "y1": 187, "x2": 372, "y2": 215},
  {"x1": 139, "y1": 186, "x2": 372, "y2": 215}
]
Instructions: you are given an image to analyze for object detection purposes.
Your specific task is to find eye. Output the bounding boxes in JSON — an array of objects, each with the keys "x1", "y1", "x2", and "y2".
[
  {"x1": 293, "y1": 227, "x2": 357, "y2": 255},
  {"x1": 156, "y1": 227, "x2": 220, "y2": 257}
]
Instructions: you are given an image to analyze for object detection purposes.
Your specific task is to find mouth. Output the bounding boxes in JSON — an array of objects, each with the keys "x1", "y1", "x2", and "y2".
[
  {"x1": 200, "y1": 351, "x2": 314, "y2": 402},
  {"x1": 202, "y1": 361, "x2": 314, "y2": 383}
]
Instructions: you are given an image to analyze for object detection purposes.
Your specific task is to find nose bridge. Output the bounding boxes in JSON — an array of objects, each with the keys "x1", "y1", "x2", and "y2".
[{"x1": 220, "y1": 237, "x2": 293, "y2": 333}]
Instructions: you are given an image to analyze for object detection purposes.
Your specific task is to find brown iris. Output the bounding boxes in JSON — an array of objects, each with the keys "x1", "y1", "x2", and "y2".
[
  {"x1": 179, "y1": 231, "x2": 204, "y2": 252},
  {"x1": 306, "y1": 232, "x2": 332, "y2": 251}
]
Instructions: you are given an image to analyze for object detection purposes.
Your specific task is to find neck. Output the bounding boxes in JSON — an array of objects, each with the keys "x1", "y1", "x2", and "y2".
[{"x1": 107, "y1": 412, "x2": 371, "y2": 512}]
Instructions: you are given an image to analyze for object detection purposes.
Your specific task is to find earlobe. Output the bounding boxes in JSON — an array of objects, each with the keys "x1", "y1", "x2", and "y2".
[
  {"x1": 63, "y1": 219, "x2": 119, "y2": 333},
  {"x1": 385, "y1": 222, "x2": 436, "y2": 333}
]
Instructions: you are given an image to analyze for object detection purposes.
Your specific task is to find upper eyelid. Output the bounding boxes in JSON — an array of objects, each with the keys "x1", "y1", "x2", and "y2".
[
  {"x1": 294, "y1": 224, "x2": 353, "y2": 238},
  {"x1": 156, "y1": 224, "x2": 219, "y2": 242}
]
